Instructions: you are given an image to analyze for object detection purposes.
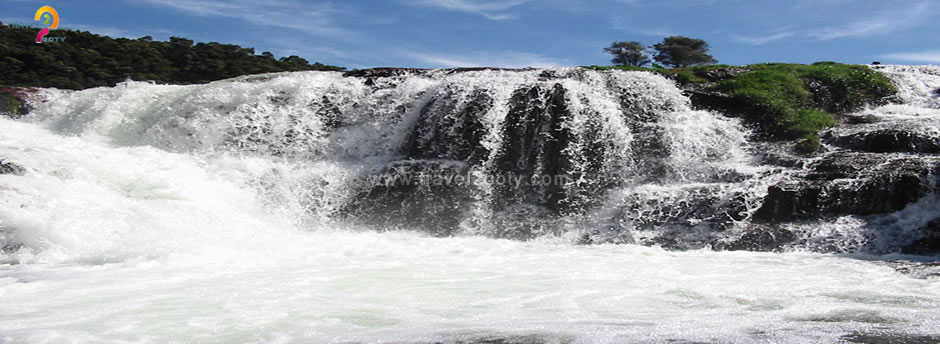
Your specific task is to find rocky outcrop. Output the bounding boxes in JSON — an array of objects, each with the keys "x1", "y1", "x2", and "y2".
[
  {"x1": 824, "y1": 128, "x2": 940, "y2": 154},
  {"x1": 754, "y1": 153, "x2": 937, "y2": 222}
]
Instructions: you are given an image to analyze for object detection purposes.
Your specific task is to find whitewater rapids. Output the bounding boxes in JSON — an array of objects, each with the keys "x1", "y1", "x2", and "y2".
[{"x1": 0, "y1": 67, "x2": 938, "y2": 343}]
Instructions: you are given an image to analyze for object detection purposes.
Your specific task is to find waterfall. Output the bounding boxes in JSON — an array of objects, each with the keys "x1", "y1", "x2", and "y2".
[
  {"x1": 1, "y1": 66, "x2": 939, "y2": 343},
  {"x1": 3, "y1": 69, "x2": 757, "y2": 247},
  {"x1": 3, "y1": 67, "x2": 939, "y2": 259}
]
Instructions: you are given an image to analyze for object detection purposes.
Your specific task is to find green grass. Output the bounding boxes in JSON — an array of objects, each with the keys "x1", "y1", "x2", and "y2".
[{"x1": 584, "y1": 62, "x2": 897, "y2": 152}]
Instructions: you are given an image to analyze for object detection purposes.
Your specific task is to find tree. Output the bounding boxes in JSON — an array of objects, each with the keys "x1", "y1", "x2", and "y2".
[
  {"x1": 651, "y1": 36, "x2": 717, "y2": 68},
  {"x1": 603, "y1": 41, "x2": 650, "y2": 67}
]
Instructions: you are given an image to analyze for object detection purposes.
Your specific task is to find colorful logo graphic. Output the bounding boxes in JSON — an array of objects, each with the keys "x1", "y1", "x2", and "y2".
[{"x1": 34, "y1": 6, "x2": 59, "y2": 43}]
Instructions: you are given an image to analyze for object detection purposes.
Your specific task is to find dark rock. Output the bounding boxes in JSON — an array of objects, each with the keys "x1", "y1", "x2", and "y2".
[
  {"x1": 934, "y1": 88, "x2": 940, "y2": 97},
  {"x1": 417, "y1": 333, "x2": 576, "y2": 344},
  {"x1": 343, "y1": 67, "x2": 528, "y2": 79},
  {"x1": 686, "y1": 90, "x2": 738, "y2": 114},
  {"x1": 1, "y1": 242, "x2": 23, "y2": 256},
  {"x1": 581, "y1": 186, "x2": 750, "y2": 249},
  {"x1": 343, "y1": 68, "x2": 428, "y2": 78},
  {"x1": 407, "y1": 89, "x2": 492, "y2": 162},
  {"x1": 491, "y1": 84, "x2": 575, "y2": 213},
  {"x1": 755, "y1": 143, "x2": 806, "y2": 168},
  {"x1": 0, "y1": 160, "x2": 25, "y2": 175},
  {"x1": 843, "y1": 114, "x2": 882, "y2": 124},
  {"x1": 698, "y1": 67, "x2": 750, "y2": 82},
  {"x1": 843, "y1": 332, "x2": 940, "y2": 344},
  {"x1": 339, "y1": 160, "x2": 472, "y2": 236},
  {"x1": 825, "y1": 129, "x2": 940, "y2": 154},
  {"x1": 754, "y1": 153, "x2": 937, "y2": 222},
  {"x1": 486, "y1": 204, "x2": 562, "y2": 240},
  {"x1": 871, "y1": 61, "x2": 882, "y2": 65},
  {"x1": 890, "y1": 260, "x2": 940, "y2": 279},
  {"x1": 721, "y1": 225, "x2": 797, "y2": 252},
  {"x1": 901, "y1": 219, "x2": 940, "y2": 256},
  {"x1": 442, "y1": 67, "x2": 532, "y2": 74}
]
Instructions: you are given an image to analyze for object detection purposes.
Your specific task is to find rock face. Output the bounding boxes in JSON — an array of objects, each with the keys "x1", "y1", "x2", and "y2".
[
  {"x1": 340, "y1": 160, "x2": 472, "y2": 236},
  {"x1": 407, "y1": 89, "x2": 492, "y2": 162},
  {"x1": 754, "y1": 153, "x2": 937, "y2": 222}
]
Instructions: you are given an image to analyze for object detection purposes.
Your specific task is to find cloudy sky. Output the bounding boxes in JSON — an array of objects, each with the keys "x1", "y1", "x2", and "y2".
[{"x1": 2, "y1": 0, "x2": 939, "y2": 68}]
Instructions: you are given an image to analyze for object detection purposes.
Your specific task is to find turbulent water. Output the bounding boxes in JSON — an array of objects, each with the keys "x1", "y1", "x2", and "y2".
[{"x1": 0, "y1": 67, "x2": 938, "y2": 343}]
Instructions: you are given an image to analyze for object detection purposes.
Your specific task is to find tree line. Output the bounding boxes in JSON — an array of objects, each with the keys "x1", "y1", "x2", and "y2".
[
  {"x1": 604, "y1": 36, "x2": 717, "y2": 68},
  {"x1": 0, "y1": 26, "x2": 344, "y2": 90}
]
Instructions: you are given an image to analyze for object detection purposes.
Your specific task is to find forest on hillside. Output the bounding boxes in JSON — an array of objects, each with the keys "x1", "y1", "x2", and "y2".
[{"x1": 0, "y1": 27, "x2": 344, "y2": 90}]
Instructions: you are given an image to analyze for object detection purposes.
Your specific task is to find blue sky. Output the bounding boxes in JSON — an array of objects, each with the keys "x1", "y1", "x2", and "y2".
[{"x1": 2, "y1": 0, "x2": 939, "y2": 69}]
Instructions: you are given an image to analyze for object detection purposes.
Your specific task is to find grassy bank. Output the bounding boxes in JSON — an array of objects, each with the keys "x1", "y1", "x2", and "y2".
[{"x1": 585, "y1": 63, "x2": 898, "y2": 152}]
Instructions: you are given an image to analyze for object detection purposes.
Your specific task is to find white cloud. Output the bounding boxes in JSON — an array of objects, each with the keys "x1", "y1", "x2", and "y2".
[
  {"x1": 733, "y1": 31, "x2": 796, "y2": 45},
  {"x1": 809, "y1": 1, "x2": 930, "y2": 40},
  {"x1": 727, "y1": 2, "x2": 932, "y2": 45},
  {"x1": 62, "y1": 24, "x2": 134, "y2": 38},
  {"x1": 879, "y1": 50, "x2": 940, "y2": 63},
  {"x1": 403, "y1": 50, "x2": 563, "y2": 68},
  {"x1": 402, "y1": 0, "x2": 531, "y2": 20},
  {"x1": 137, "y1": 0, "x2": 356, "y2": 39}
]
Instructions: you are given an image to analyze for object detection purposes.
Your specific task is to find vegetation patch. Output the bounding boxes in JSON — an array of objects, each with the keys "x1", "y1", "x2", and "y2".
[
  {"x1": 0, "y1": 92, "x2": 24, "y2": 117},
  {"x1": 585, "y1": 62, "x2": 897, "y2": 152}
]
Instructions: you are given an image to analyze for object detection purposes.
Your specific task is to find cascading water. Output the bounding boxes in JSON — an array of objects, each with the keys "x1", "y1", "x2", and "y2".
[{"x1": 0, "y1": 67, "x2": 937, "y2": 343}]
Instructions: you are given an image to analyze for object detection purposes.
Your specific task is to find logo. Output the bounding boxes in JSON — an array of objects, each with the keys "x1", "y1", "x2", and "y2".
[{"x1": 34, "y1": 6, "x2": 60, "y2": 43}]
